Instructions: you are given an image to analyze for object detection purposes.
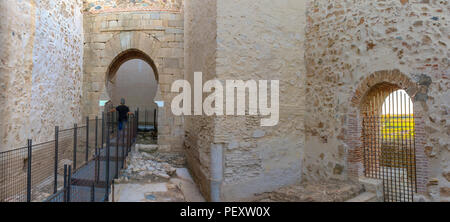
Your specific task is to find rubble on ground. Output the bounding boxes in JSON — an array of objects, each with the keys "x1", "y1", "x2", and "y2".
[{"x1": 252, "y1": 180, "x2": 364, "y2": 202}]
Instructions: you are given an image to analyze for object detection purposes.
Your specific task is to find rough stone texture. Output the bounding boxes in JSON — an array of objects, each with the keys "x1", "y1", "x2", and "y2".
[
  {"x1": 82, "y1": 1, "x2": 185, "y2": 152},
  {"x1": 84, "y1": 0, "x2": 183, "y2": 13},
  {"x1": 0, "y1": 0, "x2": 84, "y2": 150},
  {"x1": 183, "y1": 0, "x2": 217, "y2": 202},
  {"x1": 184, "y1": 0, "x2": 307, "y2": 201},
  {"x1": 1, "y1": 0, "x2": 448, "y2": 202},
  {"x1": 216, "y1": 0, "x2": 306, "y2": 202},
  {"x1": 30, "y1": 0, "x2": 84, "y2": 143},
  {"x1": 252, "y1": 180, "x2": 363, "y2": 202},
  {"x1": 304, "y1": 0, "x2": 449, "y2": 201},
  {"x1": 113, "y1": 146, "x2": 202, "y2": 202}
]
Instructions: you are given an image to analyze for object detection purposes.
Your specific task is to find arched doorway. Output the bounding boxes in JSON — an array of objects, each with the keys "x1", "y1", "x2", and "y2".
[
  {"x1": 361, "y1": 83, "x2": 417, "y2": 202},
  {"x1": 107, "y1": 59, "x2": 158, "y2": 123},
  {"x1": 105, "y1": 49, "x2": 161, "y2": 140}
]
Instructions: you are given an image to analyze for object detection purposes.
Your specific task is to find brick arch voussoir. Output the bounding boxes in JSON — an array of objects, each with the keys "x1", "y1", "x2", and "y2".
[{"x1": 351, "y1": 69, "x2": 418, "y2": 109}]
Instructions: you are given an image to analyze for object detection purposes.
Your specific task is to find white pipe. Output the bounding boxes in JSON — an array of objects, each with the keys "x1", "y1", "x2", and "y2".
[{"x1": 210, "y1": 143, "x2": 223, "y2": 202}]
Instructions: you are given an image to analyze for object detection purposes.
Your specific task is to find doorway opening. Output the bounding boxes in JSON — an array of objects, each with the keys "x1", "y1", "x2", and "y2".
[
  {"x1": 361, "y1": 83, "x2": 417, "y2": 202},
  {"x1": 106, "y1": 49, "x2": 160, "y2": 144}
]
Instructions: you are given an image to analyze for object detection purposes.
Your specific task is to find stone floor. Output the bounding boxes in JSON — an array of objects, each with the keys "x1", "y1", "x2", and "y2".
[{"x1": 251, "y1": 180, "x2": 364, "y2": 202}]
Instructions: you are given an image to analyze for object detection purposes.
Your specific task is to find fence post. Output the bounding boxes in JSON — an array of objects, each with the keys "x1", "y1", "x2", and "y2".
[
  {"x1": 101, "y1": 112, "x2": 105, "y2": 150},
  {"x1": 155, "y1": 109, "x2": 158, "y2": 133},
  {"x1": 128, "y1": 115, "x2": 131, "y2": 153},
  {"x1": 136, "y1": 108, "x2": 139, "y2": 130},
  {"x1": 63, "y1": 165, "x2": 67, "y2": 202},
  {"x1": 115, "y1": 120, "x2": 119, "y2": 178},
  {"x1": 126, "y1": 115, "x2": 129, "y2": 154},
  {"x1": 67, "y1": 165, "x2": 72, "y2": 202},
  {"x1": 95, "y1": 116, "x2": 99, "y2": 184},
  {"x1": 91, "y1": 183, "x2": 95, "y2": 202},
  {"x1": 86, "y1": 116, "x2": 89, "y2": 163},
  {"x1": 122, "y1": 121, "x2": 126, "y2": 166},
  {"x1": 73, "y1": 124, "x2": 77, "y2": 171},
  {"x1": 135, "y1": 110, "x2": 138, "y2": 140},
  {"x1": 154, "y1": 109, "x2": 157, "y2": 131},
  {"x1": 26, "y1": 139, "x2": 32, "y2": 202},
  {"x1": 145, "y1": 109, "x2": 148, "y2": 129},
  {"x1": 105, "y1": 117, "x2": 110, "y2": 201},
  {"x1": 95, "y1": 116, "x2": 98, "y2": 155},
  {"x1": 54, "y1": 126, "x2": 59, "y2": 194}
]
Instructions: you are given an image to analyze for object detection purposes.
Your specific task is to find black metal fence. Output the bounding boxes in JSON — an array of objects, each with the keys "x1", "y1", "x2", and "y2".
[{"x1": 0, "y1": 111, "x2": 139, "y2": 202}]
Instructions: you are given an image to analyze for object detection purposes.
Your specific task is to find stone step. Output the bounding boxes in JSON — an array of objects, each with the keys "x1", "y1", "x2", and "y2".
[{"x1": 345, "y1": 192, "x2": 378, "y2": 202}]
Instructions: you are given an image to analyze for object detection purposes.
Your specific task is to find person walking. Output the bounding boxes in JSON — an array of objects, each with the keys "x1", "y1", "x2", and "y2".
[{"x1": 112, "y1": 98, "x2": 133, "y2": 131}]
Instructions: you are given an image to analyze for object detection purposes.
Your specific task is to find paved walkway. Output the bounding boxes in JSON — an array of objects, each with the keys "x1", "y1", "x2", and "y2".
[{"x1": 47, "y1": 132, "x2": 134, "y2": 202}]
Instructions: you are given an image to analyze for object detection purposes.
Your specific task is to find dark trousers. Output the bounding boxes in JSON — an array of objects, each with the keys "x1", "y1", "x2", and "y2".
[{"x1": 118, "y1": 120, "x2": 127, "y2": 131}]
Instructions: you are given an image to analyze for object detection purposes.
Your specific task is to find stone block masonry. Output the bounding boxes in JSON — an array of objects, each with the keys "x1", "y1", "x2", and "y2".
[
  {"x1": 305, "y1": 0, "x2": 449, "y2": 201},
  {"x1": 82, "y1": 3, "x2": 185, "y2": 153},
  {"x1": 1, "y1": 0, "x2": 448, "y2": 203}
]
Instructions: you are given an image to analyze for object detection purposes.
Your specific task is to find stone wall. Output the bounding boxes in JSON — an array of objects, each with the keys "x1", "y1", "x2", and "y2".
[
  {"x1": 0, "y1": 0, "x2": 84, "y2": 151},
  {"x1": 305, "y1": 0, "x2": 449, "y2": 201},
  {"x1": 30, "y1": 0, "x2": 84, "y2": 143},
  {"x1": 184, "y1": 0, "x2": 217, "y2": 202},
  {"x1": 184, "y1": 0, "x2": 307, "y2": 201},
  {"x1": 216, "y1": 0, "x2": 307, "y2": 201},
  {"x1": 82, "y1": 1, "x2": 185, "y2": 152}
]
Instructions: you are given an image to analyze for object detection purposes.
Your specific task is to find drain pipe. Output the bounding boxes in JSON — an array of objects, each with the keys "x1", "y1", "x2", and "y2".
[{"x1": 210, "y1": 143, "x2": 223, "y2": 202}]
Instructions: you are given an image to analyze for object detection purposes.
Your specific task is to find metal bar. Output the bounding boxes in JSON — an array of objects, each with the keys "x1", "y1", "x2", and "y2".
[
  {"x1": 385, "y1": 91, "x2": 391, "y2": 202},
  {"x1": 395, "y1": 90, "x2": 400, "y2": 201},
  {"x1": 67, "y1": 165, "x2": 72, "y2": 202},
  {"x1": 95, "y1": 116, "x2": 99, "y2": 184},
  {"x1": 154, "y1": 109, "x2": 157, "y2": 130},
  {"x1": 411, "y1": 95, "x2": 417, "y2": 193},
  {"x1": 393, "y1": 90, "x2": 398, "y2": 202},
  {"x1": 105, "y1": 117, "x2": 110, "y2": 201},
  {"x1": 136, "y1": 108, "x2": 139, "y2": 131},
  {"x1": 376, "y1": 92, "x2": 380, "y2": 179},
  {"x1": 54, "y1": 126, "x2": 59, "y2": 194},
  {"x1": 26, "y1": 139, "x2": 32, "y2": 202},
  {"x1": 371, "y1": 101, "x2": 374, "y2": 178},
  {"x1": 128, "y1": 114, "x2": 131, "y2": 153},
  {"x1": 399, "y1": 91, "x2": 404, "y2": 201},
  {"x1": 403, "y1": 94, "x2": 412, "y2": 201},
  {"x1": 116, "y1": 121, "x2": 119, "y2": 179},
  {"x1": 155, "y1": 109, "x2": 158, "y2": 133},
  {"x1": 122, "y1": 120, "x2": 125, "y2": 168},
  {"x1": 86, "y1": 117, "x2": 89, "y2": 163},
  {"x1": 362, "y1": 117, "x2": 367, "y2": 177},
  {"x1": 91, "y1": 184, "x2": 95, "y2": 202},
  {"x1": 409, "y1": 94, "x2": 414, "y2": 200},
  {"x1": 73, "y1": 124, "x2": 78, "y2": 171},
  {"x1": 63, "y1": 165, "x2": 67, "y2": 202},
  {"x1": 101, "y1": 112, "x2": 105, "y2": 150},
  {"x1": 95, "y1": 116, "x2": 98, "y2": 154}
]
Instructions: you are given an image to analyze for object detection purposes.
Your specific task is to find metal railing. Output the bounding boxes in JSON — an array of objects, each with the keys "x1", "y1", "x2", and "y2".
[{"x1": 0, "y1": 110, "x2": 139, "y2": 202}]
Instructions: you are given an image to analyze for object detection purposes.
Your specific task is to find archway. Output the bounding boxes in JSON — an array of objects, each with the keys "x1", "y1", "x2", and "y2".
[
  {"x1": 346, "y1": 70, "x2": 431, "y2": 202},
  {"x1": 105, "y1": 49, "x2": 162, "y2": 140},
  {"x1": 360, "y1": 82, "x2": 416, "y2": 202}
]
